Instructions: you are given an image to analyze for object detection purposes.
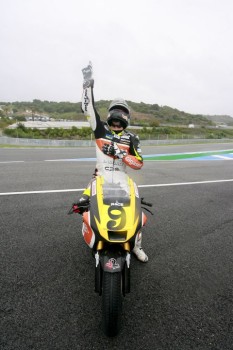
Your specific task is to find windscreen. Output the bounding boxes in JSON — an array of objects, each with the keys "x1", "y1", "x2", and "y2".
[{"x1": 102, "y1": 172, "x2": 130, "y2": 204}]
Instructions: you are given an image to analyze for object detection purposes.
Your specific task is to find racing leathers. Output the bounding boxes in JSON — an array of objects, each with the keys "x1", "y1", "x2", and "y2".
[
  {"x1": 78, "y1": 79, "x2": 148, "y2": 262},
  {"x1": 81, "y1": 82, "x2": 143, "y2": 175}
]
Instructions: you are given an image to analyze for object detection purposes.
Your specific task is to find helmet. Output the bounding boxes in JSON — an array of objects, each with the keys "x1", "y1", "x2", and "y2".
[
  {"x1": 108, "y1": 98, "x2": 130, "y2": 114},
  {"x1": 107, "y1": 98, "x2": 130, "y2": 129}
]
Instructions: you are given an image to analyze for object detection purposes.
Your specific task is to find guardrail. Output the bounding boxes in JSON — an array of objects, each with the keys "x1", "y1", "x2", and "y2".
[
  {"x1": 0, "y1": 136, "x2": 94, "y2": 147},
  {"x1": 0, "y1": 136, "x2": 232, "y2": 147}
]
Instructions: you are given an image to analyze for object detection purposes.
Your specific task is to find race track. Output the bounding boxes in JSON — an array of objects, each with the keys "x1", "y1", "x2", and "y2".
[{"x1": 1, "y1": 143, "x2": 233, "y2": 350}]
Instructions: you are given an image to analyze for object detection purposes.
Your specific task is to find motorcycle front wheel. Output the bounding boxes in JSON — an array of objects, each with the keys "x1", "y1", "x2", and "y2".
[{"x1": 102, "y1": 271, "x2": 122, "y2": 337}]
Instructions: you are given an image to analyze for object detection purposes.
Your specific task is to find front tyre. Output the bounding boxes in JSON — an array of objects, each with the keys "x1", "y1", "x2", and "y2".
[{"x1": 102, "y1": 272, "x2": 122, "y2": 337}]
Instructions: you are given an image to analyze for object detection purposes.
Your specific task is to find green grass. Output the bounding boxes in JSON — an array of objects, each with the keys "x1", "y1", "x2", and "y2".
[{"x1": 145, "y1": 149, "x2": 233, "y2": 161}]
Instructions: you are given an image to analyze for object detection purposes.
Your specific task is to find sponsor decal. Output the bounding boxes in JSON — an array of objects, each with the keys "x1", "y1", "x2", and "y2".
[
  {"x1": 125, "y1": 156, "x2": 141, "y2": 168},
  {"x1": 82, "y1": 222, "x2": 89, "y2": 235},
  {"x1": 120, "y1": 139, "x2": 130, "y2": 145},
  {"x1": 92, "y1": 180, "x2": 96, "y2": 196},
  {"x1": 110, "y1": 200, "x2": 123, "y2": 207},
  {"x1": 105, "y1": 166, "x2": 121, "y2": 171},
  {"x1": 103, "y1": 159, "x2": 122, "y2": 166},
  {"x1": 105, "y1": 258, "x2": 120, "y2": 270},
  {"x1": 121, "y1": 134, "x2": 129, "y2": 138},
  {"x1": 134, "y1": 182, "x2": 139, "y2": 198},
  {"x1": 113, "y1": 134, "x2": 121, "y2": 141},
  {"x1": 82, "y1": 222, "x2": 95, "y2": 248},
  {"x1": 83, "y1": 89, "x2": 89, "y2": 112}
]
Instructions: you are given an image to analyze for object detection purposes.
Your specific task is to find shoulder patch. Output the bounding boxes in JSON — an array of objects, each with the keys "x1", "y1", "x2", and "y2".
[{"x1": 125, "y1": 130, "x2": 136, "y2": 137}]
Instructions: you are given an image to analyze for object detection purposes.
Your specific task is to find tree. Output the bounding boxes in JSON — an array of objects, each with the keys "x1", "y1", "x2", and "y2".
[{"x1": 2, "y1": 105, "x2": 12, "y2": 117}]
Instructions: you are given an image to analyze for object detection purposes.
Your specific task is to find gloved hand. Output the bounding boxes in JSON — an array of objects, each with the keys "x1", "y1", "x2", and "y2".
[
  {"x1": 72, "y1": 195, "x2": 90, "y2": 214},
  {"x1": 82, "y1": 61, "x2": 94, "y2": 88},
  {"x1": 102, "y1": 143, "x2": 127, "y2": 159},
  {"x1": 72, "y1": 203, "x2": 84, "y2": 214},
  {"x1": 102, "y1": 143, "x2": 115, "y2": 156}
]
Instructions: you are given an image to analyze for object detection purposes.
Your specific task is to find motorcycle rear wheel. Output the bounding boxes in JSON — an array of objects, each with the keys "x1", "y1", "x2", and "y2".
[{"x1": 102, "y1": 271, "x2": 122, "y2": 337}]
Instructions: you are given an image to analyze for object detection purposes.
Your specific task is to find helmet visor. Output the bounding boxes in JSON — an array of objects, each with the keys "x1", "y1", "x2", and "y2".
[
  {"x1": 107, "y1": 109, "x2": 129, "y2": 128},
  {"x1": 108, "y1": 119, "x2": 125, "y2": 128}
]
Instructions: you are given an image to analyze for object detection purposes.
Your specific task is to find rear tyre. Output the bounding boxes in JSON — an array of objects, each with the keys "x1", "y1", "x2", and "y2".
[{"x1": 102, "y1": 272, "x2": 122, "y2": 337}]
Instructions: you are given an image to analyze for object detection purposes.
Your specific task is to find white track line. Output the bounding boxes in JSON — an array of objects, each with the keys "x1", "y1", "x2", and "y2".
[
  {"x1": 0, "y1": 189, "x2": 85, "y2": 196},
  {"x1": 1, "y1": 179, "x2": 233, "y2": 196},
  {"x1": 0, "y1": 161, "x2": 25, "y2": 164},
  {"x1": 214, "y1": 155, "x2": 233, "y2": 160},
  {"x1": 138, "y1": 179, "x2": 233, "y2": 187}
]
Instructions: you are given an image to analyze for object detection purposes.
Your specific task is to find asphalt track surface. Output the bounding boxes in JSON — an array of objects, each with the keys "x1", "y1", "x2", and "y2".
[{"x1": 1, "y1": 143, "x2": 233, "y2": 350}]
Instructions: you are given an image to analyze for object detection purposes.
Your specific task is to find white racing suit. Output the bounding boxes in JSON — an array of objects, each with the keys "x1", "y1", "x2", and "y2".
[
  {"x1": 81, "y1": 84, "x2": 143, "y2": 174},
  {"x1": 80, "y1": 83, "x2": 148, "y2": 262}
]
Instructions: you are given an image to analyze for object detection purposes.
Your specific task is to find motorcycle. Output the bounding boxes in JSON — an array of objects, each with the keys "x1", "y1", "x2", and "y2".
[{"x1": 69, "y1": 170, "x2": 152, "y2": 337}]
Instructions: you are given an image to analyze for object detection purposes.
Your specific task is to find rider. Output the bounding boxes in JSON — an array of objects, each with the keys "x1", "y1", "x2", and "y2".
[{"x1": 73, "y1": 62, "x2": 148, "y2": 263}]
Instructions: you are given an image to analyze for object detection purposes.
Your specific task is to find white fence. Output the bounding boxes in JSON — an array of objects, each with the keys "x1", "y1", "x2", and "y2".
[{"x1": 1, "y1": 136, "x2": 233, "y2": 147}]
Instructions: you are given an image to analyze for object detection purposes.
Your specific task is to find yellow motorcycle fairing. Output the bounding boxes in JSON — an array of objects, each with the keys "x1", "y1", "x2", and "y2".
[{"x1": 90, "y1": 175, "x2": 142, "y2": 244}]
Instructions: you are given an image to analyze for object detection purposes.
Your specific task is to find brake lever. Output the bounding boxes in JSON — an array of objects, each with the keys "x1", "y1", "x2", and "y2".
[{"x1": 68, "y1": 207, "x2": 74, "y2": 215}]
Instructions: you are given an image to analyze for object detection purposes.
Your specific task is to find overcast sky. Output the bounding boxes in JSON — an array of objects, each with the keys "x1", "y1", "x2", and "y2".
[{"x1": 1, "y1": 0, "x2": 233, "y2": 116}]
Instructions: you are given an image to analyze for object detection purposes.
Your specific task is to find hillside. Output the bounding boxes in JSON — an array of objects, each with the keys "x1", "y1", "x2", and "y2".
[
  {"x1": 203, "y1": 114, "x2": 233, "y2": 126},
  {"x1": 1, "y1": 99, "x2": 232, "y2": 127}
]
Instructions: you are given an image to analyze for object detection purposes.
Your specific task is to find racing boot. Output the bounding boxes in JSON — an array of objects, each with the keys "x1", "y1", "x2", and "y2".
[{"x1": 132, "y1": 231, "x2": 148, "y2": 263}]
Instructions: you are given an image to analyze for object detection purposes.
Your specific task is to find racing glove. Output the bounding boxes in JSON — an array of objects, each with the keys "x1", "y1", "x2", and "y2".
[
  {"x1": 82, "y1": 61, "x2": 94, "y2": 88},
  {"x1": 102, "y1": 143, "x2": 127, "y2": 159},
  {"x1": 72, "y1": 195, "x2": 90, "y2": 214}
]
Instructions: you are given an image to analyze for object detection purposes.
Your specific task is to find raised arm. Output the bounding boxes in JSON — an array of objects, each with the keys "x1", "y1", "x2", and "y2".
[{"x1": 81, "y1": 62, "x2": 103, "y2": 134}]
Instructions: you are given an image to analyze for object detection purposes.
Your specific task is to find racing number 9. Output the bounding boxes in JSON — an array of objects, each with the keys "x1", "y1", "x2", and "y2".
[{"x1": 107, "y1": 206, "x2": 126, "y2": 230}]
